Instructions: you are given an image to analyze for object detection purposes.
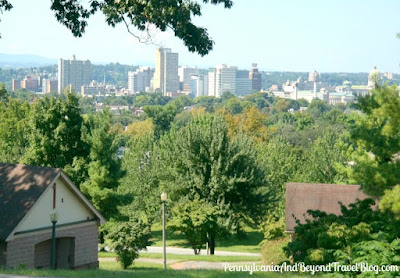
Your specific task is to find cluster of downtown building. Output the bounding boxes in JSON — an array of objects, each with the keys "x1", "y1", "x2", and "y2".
[
  {"x1": 12, "y1": 49, "x2": 262, "y2": 99},
  {"x1": 11, "y1": 48, "x2": 393, "y2": 107},
  {"x1": 128, "y1": 48, "x2": 262, "y2": 98}
]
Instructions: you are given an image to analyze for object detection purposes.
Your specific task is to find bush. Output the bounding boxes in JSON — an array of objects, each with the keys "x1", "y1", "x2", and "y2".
[
  {"x1": 260, "y1": 216, "x2": 286, "y2": 242},
  {"x1": 106, "y1": 219, "x2": 151, "y2": 269},
  {"x1": 284, "y1": 199, "x2": 400, "y2": 276}
]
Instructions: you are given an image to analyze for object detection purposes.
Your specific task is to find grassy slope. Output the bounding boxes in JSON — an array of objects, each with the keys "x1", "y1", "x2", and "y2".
[{"x1": 150, "y1": 224, "x2": 264, "y2": 253}]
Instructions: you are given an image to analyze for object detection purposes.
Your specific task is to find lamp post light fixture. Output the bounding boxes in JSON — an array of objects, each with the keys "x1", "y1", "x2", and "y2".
[
  {"x1": 161, "y1": 192, "x2": 167, "y2": 270},
  {"x1": 49, "y1": 210, "x2": 59, "y2": 270}
]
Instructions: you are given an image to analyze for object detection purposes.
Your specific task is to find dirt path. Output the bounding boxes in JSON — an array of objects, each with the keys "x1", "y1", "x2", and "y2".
[{"x1": 99, "y1": 257, "x2": 261, "y2": 270}]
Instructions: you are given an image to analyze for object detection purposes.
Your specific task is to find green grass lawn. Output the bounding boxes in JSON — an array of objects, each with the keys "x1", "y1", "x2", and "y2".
[
  {"x1": 150, "y1": 224, "x2": 264, "y2": 253},
  {"x1": 0, "y1": 260, "x2": 309, "y2": 277},
  {"x1": 99, "y1": 251, "x2": 261, "y2": 262}
]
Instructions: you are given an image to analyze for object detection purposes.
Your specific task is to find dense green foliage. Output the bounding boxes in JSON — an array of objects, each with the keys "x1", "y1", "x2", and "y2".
[
  {"x1": 1, "y1": 81, "x2": 400, "y2": 270},
  {"x1": 160, "y1": 115, "x2": 267, "y2": 254},
  {"x1": 342, "y1": 85, "x2": 400, "y2": 198},
  {"x1": 281, "y1": 85, "x2": 400, "y2": 276},
  {"x1": 284, "y1": 199, "x2": 400, "y2": 277}
]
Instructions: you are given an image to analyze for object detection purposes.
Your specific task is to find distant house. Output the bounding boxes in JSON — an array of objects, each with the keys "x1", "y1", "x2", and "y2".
[
  {"x1": 0, "y1": 163, "x2": 106, "y2": 269},
  {"x1": 285, "y1": 182, "x2": 373, "y2": 239}
]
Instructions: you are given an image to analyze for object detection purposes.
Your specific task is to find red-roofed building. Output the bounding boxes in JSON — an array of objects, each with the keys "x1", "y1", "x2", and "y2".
[{"x1": 285, "y1": 182, "x2": 374, "y2": 239}]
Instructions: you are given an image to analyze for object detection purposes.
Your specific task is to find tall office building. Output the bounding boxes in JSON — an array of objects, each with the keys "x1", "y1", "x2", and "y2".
[
  {"x1": 178, "y1": 66, "x2": 199, "y2": 92},
  {"x1": 208, "y1": 65, "x2": 237, "y2": 98},
  {"x1": 190, "y1": 74, "x2": 208, "y2": 97},
  {"x1": 12, "y1": 79, "x2": 21, "y2": 91},
  {"x1": 153, "y1": 48, "x2": 179, "y2": 95},
  {"x1": 128, "y1": 67, "x2": 154, "y2": 94},
  {"x1": 236, "y1": 70, "x2": 251, "y2": 96},
  {"x1": 58, "y1": 55, "x2": 91, "y2": 93},
  {"x1": 208, "y1": 69, "x2": 216, "y2": 97},
  {"x1": 249, "y1": 63, "x2": 262, "y2": 92},
  {"x1": 42, "y1": 79, "x2": 58, "y2": 94}
]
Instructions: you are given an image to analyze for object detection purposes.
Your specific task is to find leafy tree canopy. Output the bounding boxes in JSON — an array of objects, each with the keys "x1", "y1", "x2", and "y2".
[
  {"x1": 0, "y1": 0, "x2": 233, "y2": 56},
  {"x1": 342, "y1": 85, "x2": 400, "y2": 198},
  {"x1": 160, "y1": 114, "x2": 267, "y2": 254}
]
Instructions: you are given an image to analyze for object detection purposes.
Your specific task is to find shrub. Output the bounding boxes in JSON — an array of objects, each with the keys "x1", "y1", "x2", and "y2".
[{"x1": 106, "y1": 219, "x2": 151, "y2": 269}]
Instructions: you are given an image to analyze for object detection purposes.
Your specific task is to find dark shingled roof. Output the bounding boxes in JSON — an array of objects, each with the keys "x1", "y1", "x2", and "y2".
[
  {"x1": 286, "y1": 182, "x2": 372, "y2": 232},
  {"x1": 0, "y1": 163, "x2": 61, "y2": 240}
]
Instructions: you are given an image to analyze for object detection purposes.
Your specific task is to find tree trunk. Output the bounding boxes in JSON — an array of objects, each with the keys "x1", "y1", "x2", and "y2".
[{"x1": 209, "y1": 231, "x2": 216, "y2": 255}]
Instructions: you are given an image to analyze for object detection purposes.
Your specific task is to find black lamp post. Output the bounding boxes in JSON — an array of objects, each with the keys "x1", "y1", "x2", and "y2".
[
  {"x1": 161, "y1": 192, "x2": 167, "y2": 270},
  {"x1": 49, "y1": 210, "x2": 58, "y2": 270}
]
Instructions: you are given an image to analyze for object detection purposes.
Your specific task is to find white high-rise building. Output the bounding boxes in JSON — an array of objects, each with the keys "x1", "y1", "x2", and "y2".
[
  {"x1": 208, "y1": 70, "x2": 216, "y2": 97},
  {"x1": 208, "y1": 65, "x2": 237, "y2": 98},
  {"x1": 153, "y1": 48, "x2": 179, "y2": 95},
  {"x1": 190, "y1": 74, "x2": 208, "y2": 97},
  {"x1": 178, "y1": 66, "x2": 199, "y2": 92},
  {"x1": 128, "y1": 67, "x2": 154, "y2": 94},
  {"x1": 58, "y1": 55, "x2": 90, "y2": 93}
]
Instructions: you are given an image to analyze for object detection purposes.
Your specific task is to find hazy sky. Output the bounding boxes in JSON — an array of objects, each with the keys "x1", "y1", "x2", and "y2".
[{"x1": 1, "y1": 0, "x2": 399, "y2": 72}]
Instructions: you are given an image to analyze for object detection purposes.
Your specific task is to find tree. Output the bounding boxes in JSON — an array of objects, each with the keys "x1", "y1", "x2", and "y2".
[
  {"x1": 257, "y1": 137, "x2": 302, "y2": 218},
  {"x1": 219, "y1": 106, "x2": 269, "y2": 142},
  {"x1": 143, "y1": 104, "x2": 179, "y2": 138},
  {"x1": 0, "y1": 83, "x2": 8, "y2": 101},
  {"x1": 134, "y1": 93, "x2": 171, "y2": 107},
  {"x1": 243, "y1": 92, "x2": 273, "y2": 109},
  {"x1": 225, "y1": 97, "x2": 244, "y2": 114},
  {"x1": 343, "y1": 85, "x2": 400, "y2": 198},
  {"x1": 1, "y1": 0, "x2": 233, "y2": 56},
  {"x1": 160, "y1": 115, "x2": 267, "y2": 254},
  {"x1": 273, "y1": 98, "x2": 291, "y2": 113},
  {"x1": 80, "y1": 110, "x2": 125, "y2": 220},
  {"x1": 22, "y1": 93, "x2": 89, "y2": 169},
  {"x1": 119, "y1": 134, "x2": 161, "y2": 228},
  {"x1": 297, "y1": 98, "x2": 309, "y2": 107},
  {"x1": 308, "y1": 98, "x2": 331, "y2": 119},
  {"x1": 298, "y1": 127, "x2": 348, "y2": 184},
  {"x1": 168, "y1": 95, "x2": 193, "y2": 110},
  {"x1": 168, "y1": 196, "x2": 218, "y2": 254},
  {"x1": 221, "y1": 91, "x2": 236, "y2": 103},
  {"x1": 193, "y1": 95, "x2": 221, "y2": 112},
  {"x1": 124, "y1": 119, "x2": 154, "y2": 138},
  {"x1": 0, "y1": 98, "x2": 30, "y2": 163}
]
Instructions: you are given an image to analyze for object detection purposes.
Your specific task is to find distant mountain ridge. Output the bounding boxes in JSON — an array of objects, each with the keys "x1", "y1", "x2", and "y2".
[{"x1": 0, "y1": 53, "x2": 58, "y2": 68}]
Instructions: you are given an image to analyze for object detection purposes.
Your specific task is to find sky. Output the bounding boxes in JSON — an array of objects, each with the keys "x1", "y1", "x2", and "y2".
[{"x1": 0, "y1": 0, "x2": 399, "y2": 72}]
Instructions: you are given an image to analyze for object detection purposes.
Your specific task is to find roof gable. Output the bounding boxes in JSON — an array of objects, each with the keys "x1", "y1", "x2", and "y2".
[
  {"x1": 0, "y1": 163, "x2": 60, "y2": 240},
  {"x1": 0, "y1": 163, "x2": 106, "y2": 241},
  {"x1": 285, "y1": 182, "x2": 372, "y2": 232}
]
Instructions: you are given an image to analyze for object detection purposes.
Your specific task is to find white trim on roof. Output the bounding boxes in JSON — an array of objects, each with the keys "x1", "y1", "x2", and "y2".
[
  {"x1": 59, "y1": 172, "x2": 106, "y2": 225},
  {"x1": 5, "y1": 170, "x2": 106, "y2": 242},
  {"x1": 5, "y1": 172, "x2": 61, "y2": 242}
]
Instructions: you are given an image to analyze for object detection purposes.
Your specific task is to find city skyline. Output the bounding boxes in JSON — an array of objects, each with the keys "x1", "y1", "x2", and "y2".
[{"x1": 0, "y1": 0, "x2": 399, "y2": 73}]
